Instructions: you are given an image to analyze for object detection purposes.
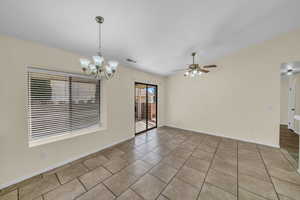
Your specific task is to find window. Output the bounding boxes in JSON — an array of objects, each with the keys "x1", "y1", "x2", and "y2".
[{"x1": 28, "y1": 67, "x2": 100, "y2": 143}]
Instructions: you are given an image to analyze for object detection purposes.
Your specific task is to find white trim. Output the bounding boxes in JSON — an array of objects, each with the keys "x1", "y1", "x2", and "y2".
[
  {"x1": 29, "y1": 124, "x2": 106, "y2": 147},
  {"x1": 166, "y1": 125, "x2": 280, "y2": 148},
  {"x1": 298, "y1": 169, "x2": 300, "y2": 175},
  {"x1": 0, "y1": 135, "x2": 134, "y2": 190}
]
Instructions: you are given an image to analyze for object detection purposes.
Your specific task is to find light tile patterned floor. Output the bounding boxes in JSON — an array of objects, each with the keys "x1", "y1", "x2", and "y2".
[{"x1": 1, "y1": 126, "x2": 300, "y2": 200}]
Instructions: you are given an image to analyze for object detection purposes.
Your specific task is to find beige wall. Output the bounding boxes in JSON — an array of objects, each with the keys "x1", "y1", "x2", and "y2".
[
  {"x1": 280, "y1": 76, "x2": 289, "y2": 125},
  {"x1": 0, "y1": 35, "x2": 166, "y2": 188},
  {"x1": 166, "y1": 28, "x2": 300, "y2": 147}
]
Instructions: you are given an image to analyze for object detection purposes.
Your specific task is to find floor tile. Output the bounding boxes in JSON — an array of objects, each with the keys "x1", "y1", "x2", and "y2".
[
  {"x1": 238, "y1": 142, "x2": 257, "y2": 152},
  {"x1": 56, "y1": 163, "x2": 88, "y2": 184},
  {"x1": 141, "y1": 152, "x2": 162, "y2": 165},
  {"x1": 185, "y1": 156, "x2": 210, "y2": 173},
  {"x1": 261, "y1": 152, "x2": 294, "y2": 172},
  {"x1": 44, "y1": 179, "x2": 85, "y2": 200},
  {"x1": 239, "y1": 188, "x2": 268, "y2": 200},
  {"x1": 157, "y1": 195, "x2": 169, "y2": 200},
  {"x1": 211, "y1": 156, "x2": 237, "y2": 177},
  {"x1": 83, "y1": 155, "x2": 110, "y2": 170},
  {"x1": 102, "y1": 148, "x2": 125, "y2": 159},
  {"x1": 175, "y1": 166, "x2": 205, "y2": 189},
  {"x1": 278, "y1": 194, "x2": 294, "y2": 200},
  {"x1": 163, "y1": 178, "x2": 199, "y2": 200},
  {"x1": 76, "y1": 183, "x2": 115, "y2": 200},
  {"x1": 272, "y1": 177, "x2": 300, "y2": 200},
  {"x1": 238, "y1": 162, "x2": 270, "y2": 182},
  {"x1": 79, "y1": 166, "x2": 112, "y2": 189},
  {"x1": 239, "y1": 174, "x2": 278, "y2": 200},
  {"x1": 192, "y1": 149, "x2": 214, "y2": 162},
  {"x1": 19, "y1": 174, "x2": 60, "y2": 200},
  {"x1": 123, "y1": 160, "x2": 152, "y2": 177},
  {"x1": 161, "y1": 155, "x2": 186, "y2": 169},
  {"x1": 197, "y1": 144, "x2": 217, "y2": 153},
  {"x1": 268, "y1": 166, "x2": 300, "y2": 185},
  {"x1": 149, "y1": 163, "x2": 178, "y2": 183},
  {"x1": 116, "y1": 189, "x2": 143, "y2": 200},
  {"x1": 206, "y1": 169, "x2": 237, "y2": 195},
  {"x1": 131, "y1": 174, "x2": 166, "y2": 200},
  {"x1": 214, "y1": 154, "x2": 237, "y2": 165},
  {"x1": 198, "y1": 183, "x2": 237, "y2": 200},
  {"x1": 103, "y1": 170, "x2": 139, "y2": 196},
  {"x1": 0, "y1": 190, "x2": 18, "y2": 200},
  {"x1": 170, "y1": 148, "x2": 192, "y2": 159},
  {"x1": 103, "y1": 158, "x2": 129, "y2": 174},
  {"x1": 152, "y1": 146, "x2": 172, "y2": 156},
  {"x1": 120, "y1": 151, "x2": 143, "y2": 164}
]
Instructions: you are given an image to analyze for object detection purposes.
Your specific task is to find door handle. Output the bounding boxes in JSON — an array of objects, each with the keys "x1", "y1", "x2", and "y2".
[{"x1": 292, "y1": 108, "x2": 295, "y2": 111}]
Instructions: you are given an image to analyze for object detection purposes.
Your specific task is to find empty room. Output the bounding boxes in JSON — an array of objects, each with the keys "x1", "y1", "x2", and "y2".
[{"x1": 1, "y1": 0, "x2": 300, "y2": 200}]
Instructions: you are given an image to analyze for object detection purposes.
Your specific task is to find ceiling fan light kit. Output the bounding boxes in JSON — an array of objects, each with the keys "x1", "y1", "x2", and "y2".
[
  {"x1": 183, "y1": 52, "x2": 217, "y2": 77},
  {"x1": 79, "y1": 16, "x2": 118, "y2": 80}
]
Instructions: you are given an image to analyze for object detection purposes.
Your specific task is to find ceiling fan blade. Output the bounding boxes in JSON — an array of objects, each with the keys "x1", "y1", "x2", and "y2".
[
  {"x1": 203, "y1": 65, "x2": 217, "y2": 68},
  {"x1": 199, "y1": 68, "x2": 210, "y2": 73}
]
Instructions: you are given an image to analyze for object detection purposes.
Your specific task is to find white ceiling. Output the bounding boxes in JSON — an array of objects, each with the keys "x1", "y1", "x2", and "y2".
[{"x1": 1, "y1": 0, "x2": 300, "y2": 75}]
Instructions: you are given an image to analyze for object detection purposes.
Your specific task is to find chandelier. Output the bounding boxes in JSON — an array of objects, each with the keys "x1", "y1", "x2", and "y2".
[{"x1": 79, "y1": 16, "x2": 118, "y2": 79}]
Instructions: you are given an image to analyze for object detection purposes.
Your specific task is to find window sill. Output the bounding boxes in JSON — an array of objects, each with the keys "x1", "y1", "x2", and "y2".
[{"x1": 29, "y1": 124, "x2": 107, "y2": 148}]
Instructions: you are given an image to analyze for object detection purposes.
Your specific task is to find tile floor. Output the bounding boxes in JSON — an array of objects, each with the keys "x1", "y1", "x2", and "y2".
[
  {"x1": 280, "y1": 125, "x2": 299, "y2": 163},
  {"x1": 1, "y1": 126, "x2": 300, "y2": 200}
]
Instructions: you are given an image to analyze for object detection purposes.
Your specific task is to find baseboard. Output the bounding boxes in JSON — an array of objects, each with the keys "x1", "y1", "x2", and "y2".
[
  {"x1": 165, "y1": 125, "x2": 280, "y2": 148},
  {"x1": 0, "y1": 135, "x2": 134, "y2": 190}
]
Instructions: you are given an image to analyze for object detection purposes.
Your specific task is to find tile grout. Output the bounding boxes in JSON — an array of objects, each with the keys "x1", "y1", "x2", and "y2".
[
  {"x1": 257, "y1": 145, "x2": 281, "y2": 200},
  {"x1": 151, "y1": 137, "x2": 203, "y2": 200},
  {"x1": 196, "y1": 138, "x2": 222, "y2": 200}
]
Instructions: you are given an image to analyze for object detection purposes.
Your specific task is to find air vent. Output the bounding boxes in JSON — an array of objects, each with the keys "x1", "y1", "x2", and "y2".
[{"x1": 126, "y1": 58, "x2": 137, "y2": 63}]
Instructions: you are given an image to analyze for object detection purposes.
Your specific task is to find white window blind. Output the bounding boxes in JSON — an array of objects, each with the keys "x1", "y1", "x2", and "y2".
[{"x1": 28, "y1": 68, "x2": 100, "y2": 141}]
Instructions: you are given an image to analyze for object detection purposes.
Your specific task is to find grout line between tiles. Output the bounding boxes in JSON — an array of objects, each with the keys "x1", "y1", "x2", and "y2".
[
  {"x1": 76, "y1": 177, "x2": 88, "y2": 192},
  {"x1": 280, "y1": 148, "x2": 298, "y2": 170},
  {"x1": 54, "y1": 173, "x2": 62, "y2": 185},
  {"x1": 151, "y1": 144, "x2": 198, "y2": 199},
  {"x1": 257, "y1": 145, "x2": 281, "y2": 200},
  {"x1": 195, "y1": 138, "x2": 222, "y2": 200}
]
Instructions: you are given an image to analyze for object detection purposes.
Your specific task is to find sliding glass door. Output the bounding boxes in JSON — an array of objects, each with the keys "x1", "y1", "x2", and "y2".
[{"x1": 135, "y1": 83, "x2": 157, "y2": 134}]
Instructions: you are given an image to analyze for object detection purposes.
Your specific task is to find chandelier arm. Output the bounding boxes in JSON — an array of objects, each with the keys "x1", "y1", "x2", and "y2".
[{"x1": 98, "y1": 21, "x2": 102, "y2": 55}]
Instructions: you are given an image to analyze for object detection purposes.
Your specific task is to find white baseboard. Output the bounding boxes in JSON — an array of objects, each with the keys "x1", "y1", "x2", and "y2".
[
  {"x1": 166, "y1": 125, "x2": 280, "y2": 148},
  {"x1": 0, "y1": 136, "x2": 134, "y2": 190}
]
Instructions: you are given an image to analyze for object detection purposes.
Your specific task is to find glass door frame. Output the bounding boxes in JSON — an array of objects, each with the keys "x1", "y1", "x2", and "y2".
[{"x1": 134, "y1": 82, "x2": 158, "y2": 135}]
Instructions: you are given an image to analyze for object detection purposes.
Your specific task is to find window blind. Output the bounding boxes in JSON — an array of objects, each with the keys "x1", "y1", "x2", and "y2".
[{"x1": 28, "y1": 68, "x2": 100, "y2": 141}]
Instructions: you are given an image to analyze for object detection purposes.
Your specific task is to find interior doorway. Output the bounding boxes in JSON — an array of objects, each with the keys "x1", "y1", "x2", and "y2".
[
  {"x1": 135, "y1": 82, "x2": 157, "y2": 134},
  {"x1": 280, "y1": 62, "x2": 300, "y2": 164}
]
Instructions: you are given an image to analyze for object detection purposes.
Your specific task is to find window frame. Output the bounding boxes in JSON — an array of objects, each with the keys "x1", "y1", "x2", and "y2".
[{"x1": 27, "y1": 67, "x2": 107, "y2": 147}]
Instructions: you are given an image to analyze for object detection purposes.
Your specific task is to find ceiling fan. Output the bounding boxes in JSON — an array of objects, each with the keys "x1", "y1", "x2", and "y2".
[{"x1": 176, "y1": 52, "x2": 217, "y2": 77}]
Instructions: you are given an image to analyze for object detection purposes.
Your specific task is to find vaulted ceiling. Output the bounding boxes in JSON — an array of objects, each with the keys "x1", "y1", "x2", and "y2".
[{"x1": 0, "y1": 0, "x2": 299, "y2": 75}]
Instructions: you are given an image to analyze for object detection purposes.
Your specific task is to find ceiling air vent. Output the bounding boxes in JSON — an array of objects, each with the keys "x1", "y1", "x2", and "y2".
[{"x1": 126, "y1": 58, "x2": 137, "y2": 63}]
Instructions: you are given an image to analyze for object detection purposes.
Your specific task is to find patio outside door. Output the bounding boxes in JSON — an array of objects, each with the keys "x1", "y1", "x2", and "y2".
[{"x1": 135, "y1": 83, "x2": 157, "y2": 134}]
